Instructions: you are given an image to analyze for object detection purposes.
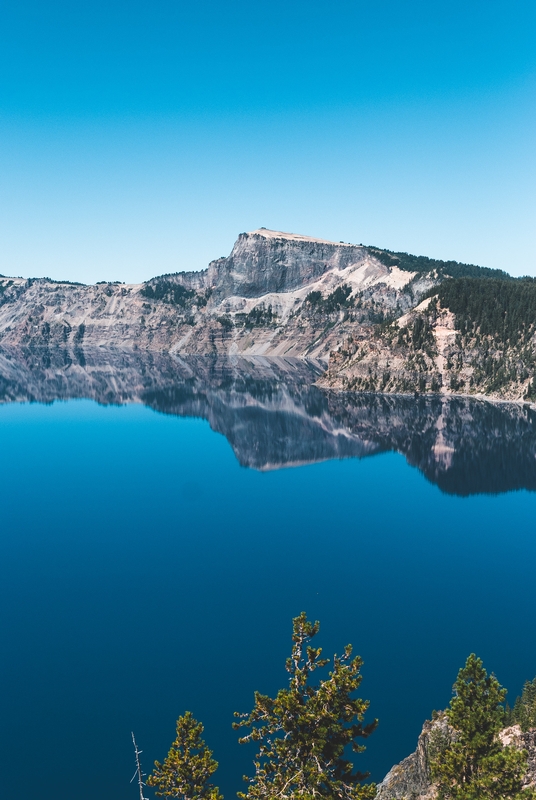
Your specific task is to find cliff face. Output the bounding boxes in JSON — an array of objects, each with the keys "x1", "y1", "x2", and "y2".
[
  {"x1": 0, "y1": 229, "x2": 421, "y2": 359},
  {"x1": 0, "y1": 228, "x2": 534, "y2": 401},
  {"x1": 377, "y1": 718, "x2": 536, "y2": 800},
  {"x1": 376, "y1": 717, "x2": 454, "y2": 800},
  {"x1": 321, "y1": 282, "x2": 536, "y2": 402},
  {"x1": 181, "y1": 230, "x2": 374, "y2": 301}
]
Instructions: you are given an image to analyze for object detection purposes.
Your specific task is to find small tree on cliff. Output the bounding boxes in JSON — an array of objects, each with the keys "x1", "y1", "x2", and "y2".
[
  {"x1": 508, "y1": 677, "x2": 536, "y2": 732},
  {"x1": 430, "y1": 653, "x2": 534, "y2": 800},
  {"x1": 233, "y1": 612, "x2": 377, "y2": 800},
  {"x1": 147, "y1": 711, "x2": 222, "y2": 800}
]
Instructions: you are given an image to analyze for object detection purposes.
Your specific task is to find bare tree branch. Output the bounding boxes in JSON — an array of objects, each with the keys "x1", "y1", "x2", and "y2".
[{"x1": 131, "y1": 732, "x2": 149, "y2": 800}]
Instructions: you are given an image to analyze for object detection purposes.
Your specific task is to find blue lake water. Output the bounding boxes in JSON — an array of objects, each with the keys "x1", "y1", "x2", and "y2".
[{"x1": 0, "y1": 352, "x2": 536, "y2": 799}]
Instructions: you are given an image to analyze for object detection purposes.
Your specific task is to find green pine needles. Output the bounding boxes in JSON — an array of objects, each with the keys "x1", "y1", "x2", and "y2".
[
  {"x1": 233, "y1": 612, "x2": 377, "y2": 800},
  {"x1": 508, "y1": 678, "x2": 536, "y2": 733},
  {"x1": 147, "y1": 711, "x2": 222, "y2": 800},
  {"x1": 146, "y1": 623, "x2": 536, "y2": 800},
  {"x1": 430, "y1": 654, "x2": 535, "y2": 800}
]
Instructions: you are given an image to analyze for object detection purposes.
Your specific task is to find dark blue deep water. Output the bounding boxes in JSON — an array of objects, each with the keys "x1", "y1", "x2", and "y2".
[{"x1": 1, "y1": 354, "x2": 536, "y2": 800}]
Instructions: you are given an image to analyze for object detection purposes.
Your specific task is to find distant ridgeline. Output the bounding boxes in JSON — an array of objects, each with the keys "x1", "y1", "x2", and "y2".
[
  {"x1": 434, "y1": 277, "x2": 536, "y2": 344},
  {"x1": 365, "y1": 246, "x2": 515, "y2": 280},
  {"x1": 0, "y1": 228, "x2": 535, "y2": 402}
]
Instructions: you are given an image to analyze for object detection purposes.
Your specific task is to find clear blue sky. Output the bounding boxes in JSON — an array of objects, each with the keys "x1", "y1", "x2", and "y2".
[{"x1": 1, "y1": 0, "x2": 535, "y2": 283}]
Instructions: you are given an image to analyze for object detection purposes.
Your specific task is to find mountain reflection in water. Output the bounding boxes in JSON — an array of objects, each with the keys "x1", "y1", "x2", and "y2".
[{"x1": 1, "y1": 347, "x2": 535, "y2": 496}]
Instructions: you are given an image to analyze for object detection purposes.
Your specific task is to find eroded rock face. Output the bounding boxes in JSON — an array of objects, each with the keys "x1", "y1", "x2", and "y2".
[
  {"x1": 500, "y1": 727, "x2": 536, "y2": 787},
  {"x1": 0, "y1": 228, "x2": 536, "y2": 401},
  {"x1": 0, "y1": 229, "x2": 417, "y2": 359},
  {"x1": 200, "y1": 231, "x2": 371, "y2": 301},
  {"x1": 376, "y1": 717, "x2": 454, "y2": 800},
  {"x1": 376, "y1": 719, "x2": 536, "y2": 800},
  {"x1": 321, "y1": 295, "x2": 536, "y2": 403},
  {"x1": 0, "y1": 227, "x2": 533, "y2": 400}
]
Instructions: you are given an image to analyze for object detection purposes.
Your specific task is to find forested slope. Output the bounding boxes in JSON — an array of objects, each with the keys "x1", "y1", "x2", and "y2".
[{"x1": 323, "y1": 276, "x2": 536, "y2": 402}]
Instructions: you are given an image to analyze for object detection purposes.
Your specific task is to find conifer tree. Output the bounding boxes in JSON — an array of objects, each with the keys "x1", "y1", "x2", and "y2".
[
  {"x1": 508, "y1": 678, "x2": 536, "y2": 732},
  {"x1": 430, "y1": 654, "x2": 534, "y2": 800},
  {"x1": 147, "y1": 711, "x2": 222, "y2": 800},
  {"x1": 233, "y1": 612, "x2": 377, "y2": 800}
]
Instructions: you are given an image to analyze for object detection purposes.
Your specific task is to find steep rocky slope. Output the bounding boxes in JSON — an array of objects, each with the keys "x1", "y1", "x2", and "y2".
[
  {"x1": 376, "y1": 717, "x2": 536, "y2": 800},
  {"x1": 0, "y1": 228, "x2": 431, "y2": 357},
  {"x1": 321, "y1": 278, "x2": 536, "y2": 402},
  {"x1": 1, "y1": 228, "x2": 533, "y2": 400}
]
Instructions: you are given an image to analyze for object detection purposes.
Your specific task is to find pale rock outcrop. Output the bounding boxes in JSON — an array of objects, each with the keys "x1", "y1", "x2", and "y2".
[
  {"x1": 0, "y1": 229, "x2": 420, "y2": 359},
  {"x1": 2, "y1": 228, "x2": 531, "y2": 400},
  {"x1": 166, "y1": 229, "x2": 380, "y2": 301},
  {"x1": 376, "y1": 717, "x2": 454, "y2": 800},
  {"x1": 376, "y1": 718, "x2": 536, "y2": 800}
]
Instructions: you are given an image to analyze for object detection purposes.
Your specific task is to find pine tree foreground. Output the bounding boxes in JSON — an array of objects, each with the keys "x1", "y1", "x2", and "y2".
[
  {"x1": 147, "y1": 711, "x2": 222, "y2": 800},
  {"x1": 430, "y1": 654, "x2": 535, "y2": 800},
  {"x1": 233, "y1": 612, "x2": 377, "y2": 800}
]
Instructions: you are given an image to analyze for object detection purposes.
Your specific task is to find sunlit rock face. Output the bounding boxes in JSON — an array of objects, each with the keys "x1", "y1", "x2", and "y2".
[
  {"x1": 376, "y1": 718, "x2": 536, "y2": 800},
  {"x1": 0, "y1": 229, "x2": 417, "y2": 358},
  {"x1": 376, "y1": 717, "x2": 453, "y2": 800},
  {"x1": 198, "y1": 230, "x2": 374, "y2": 301},
  {"x1": 1, "y1": 348, "x2": 535, "y2": 496},
  {"x1": 0, "y1": 227, "x2": 533, "y2": 400}
]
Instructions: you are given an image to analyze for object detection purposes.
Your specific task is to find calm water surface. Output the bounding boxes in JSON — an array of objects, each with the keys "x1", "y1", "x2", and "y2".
[{"x1": 0, "y1": 353, "x2": 536, "y2": 800}]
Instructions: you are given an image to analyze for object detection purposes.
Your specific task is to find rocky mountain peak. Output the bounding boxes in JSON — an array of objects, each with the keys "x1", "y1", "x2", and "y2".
[
  {"x1": 247, "y1": 228, "x2": 358, "y2": 246},
  {"x1": 203, "y1": 228, "x2": 370, "y2": 301}
]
